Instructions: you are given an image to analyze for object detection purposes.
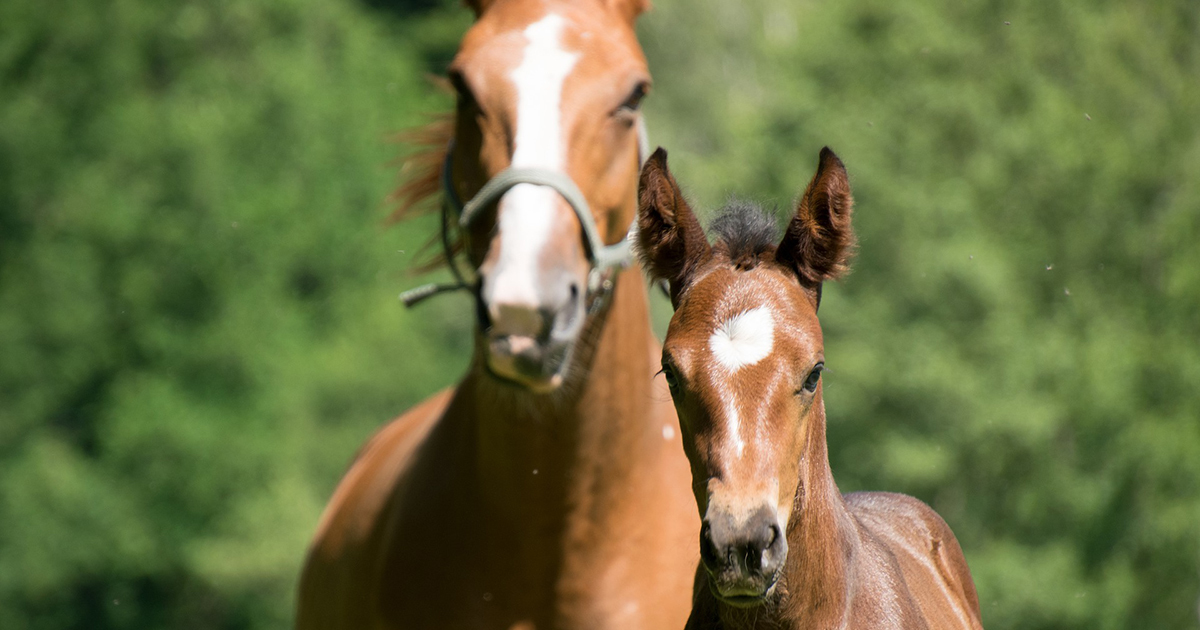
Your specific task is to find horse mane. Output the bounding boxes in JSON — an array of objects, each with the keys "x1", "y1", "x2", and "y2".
[
  {"x1": 708, "y1": 200, "x2": 781, "y2": 269},
  {"x1": 386, "y1": 89, "x2": 456, "y2": 273}
]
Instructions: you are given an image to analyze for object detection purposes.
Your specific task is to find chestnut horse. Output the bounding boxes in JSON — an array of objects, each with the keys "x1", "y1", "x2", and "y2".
[
  {"x1": 297, "y1": 1, "x2": 697, "y2": 629},
  {"x1": 635, "y1": 148, "x2": 984, "y2": 629}
]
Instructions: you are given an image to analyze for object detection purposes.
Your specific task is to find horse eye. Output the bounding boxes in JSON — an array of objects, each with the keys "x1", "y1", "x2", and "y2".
[
  {"x1": 619, "y1": 82, "x2": 649, "y2": 113},
  {"x1": 799, "y1": 362, "x2": 825, "y2": 394},
  {"x1": 662, "y1": 364, "x2": 680, "y2": 395},
  {"x1": 448, "y1": 71, "x2": 476, "y2": 107}
]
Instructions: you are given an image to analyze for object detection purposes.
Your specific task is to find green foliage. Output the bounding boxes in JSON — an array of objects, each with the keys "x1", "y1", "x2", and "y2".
[
  {"x1": 0, "y1": 0, "x2": 471, "y2": 627},
  {"x1": 0, "y1": 0, "x2": 1196, "y2": 628}
]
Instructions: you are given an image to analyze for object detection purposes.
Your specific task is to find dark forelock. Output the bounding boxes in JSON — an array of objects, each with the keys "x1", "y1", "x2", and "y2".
[{"x1": 708, "y1": 200, "x2": 781, "y2": 267}]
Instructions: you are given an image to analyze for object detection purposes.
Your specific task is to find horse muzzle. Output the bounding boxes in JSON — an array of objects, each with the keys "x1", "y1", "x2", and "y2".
[
  {"x1": 478, "y1": 264, "x2": 585, "y2": 392},
  {"x1": 701, "y1": 505, "x2": 787, "y2": 607}
]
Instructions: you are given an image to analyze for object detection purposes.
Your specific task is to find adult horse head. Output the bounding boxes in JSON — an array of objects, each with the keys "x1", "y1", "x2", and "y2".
[
  {"x1": 433, "y1": 0, "x2": 654, "y2": 391},
  {"x1": 637, "y1": 148, "x2": 984, "y2": 628}
]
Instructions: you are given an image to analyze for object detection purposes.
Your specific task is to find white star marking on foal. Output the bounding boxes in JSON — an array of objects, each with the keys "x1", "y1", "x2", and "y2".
[{"x1": 709, "y1": 306, "x2": 776, "y2": 372}]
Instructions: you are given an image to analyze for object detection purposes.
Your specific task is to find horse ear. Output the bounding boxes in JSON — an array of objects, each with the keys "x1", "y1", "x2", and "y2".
[
  {"x1": 637, "y1": 147, "x2": 711, "y2": 304},
  {"x1": 602, "y1": 0, "x2": 650, "y2": 23},
  {"x1": 463, "y1": 0, "x2": 495, "y2": 18},
  {"x1": 776, "y1": 147, "x2": 856, "y2": 289}
]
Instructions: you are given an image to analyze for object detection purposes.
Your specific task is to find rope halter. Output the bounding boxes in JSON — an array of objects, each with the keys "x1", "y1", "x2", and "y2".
[{"x1": 399, "y1": 120, "x2": 649, "y2": 312}]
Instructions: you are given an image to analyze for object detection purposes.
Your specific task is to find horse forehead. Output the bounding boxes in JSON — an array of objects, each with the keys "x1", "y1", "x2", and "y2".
[
  {"x1": 459, "y1": 4, "x2": 632, "y2": 71},
  {"x1": 674, "y1": 268, "x2": 818, "y2": 362}
]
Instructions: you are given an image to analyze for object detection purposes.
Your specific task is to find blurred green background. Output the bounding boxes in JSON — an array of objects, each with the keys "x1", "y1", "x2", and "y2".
[{"x1": 1, "y1": 0, "x2": 1196, "y2": 628}]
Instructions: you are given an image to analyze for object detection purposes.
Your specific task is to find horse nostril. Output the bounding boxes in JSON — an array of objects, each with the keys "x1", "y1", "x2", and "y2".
[
  {"x1": 550, "y1": 281, "x2": 583, "y2": 335},
  {"x1": 699, "y1": 523, "x2": 719, "y2": 570}
]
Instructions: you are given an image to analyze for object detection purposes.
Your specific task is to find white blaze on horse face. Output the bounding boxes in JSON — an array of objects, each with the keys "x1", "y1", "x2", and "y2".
[
  {"x1": 708, "y1": 306, "x2": 776, "y2": 458},
  {"x1": 709, "y1": 306, "x2": 776, "y2": 372},
  {"x1": 489, "y1": 14, "x2": 580, "y2": 307}
]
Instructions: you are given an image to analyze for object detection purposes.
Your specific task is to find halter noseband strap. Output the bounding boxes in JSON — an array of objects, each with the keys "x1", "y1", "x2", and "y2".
[{"x1": 400, "y1": 120, "x2": 648, "y2": 309}]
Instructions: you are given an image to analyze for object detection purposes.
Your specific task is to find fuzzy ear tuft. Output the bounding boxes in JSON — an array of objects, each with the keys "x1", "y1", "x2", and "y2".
[
  {"x1": 775, "y1": 147, "x2": 856, "y2": 288},
  {"x1": 636, "y1": 148, "x2": 710, "y2": 303}
]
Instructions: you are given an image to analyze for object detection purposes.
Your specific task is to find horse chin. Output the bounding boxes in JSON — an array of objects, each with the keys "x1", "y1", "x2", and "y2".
[
  {"x1": 709, "y1": 574, "x2": 780, "y2": 609},
  {"x1": 484, "y1": 335, "x2": 572, "y2": 394}
]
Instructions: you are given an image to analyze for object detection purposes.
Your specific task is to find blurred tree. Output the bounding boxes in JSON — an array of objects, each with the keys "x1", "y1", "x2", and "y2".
[{"x1": 0, "y1": 0, "x2": 471, "y2": 627}]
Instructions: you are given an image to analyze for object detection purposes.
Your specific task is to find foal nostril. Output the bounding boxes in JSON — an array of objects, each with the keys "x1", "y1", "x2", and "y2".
[
  {"x1": 745, "y1": 523, "x2": 782, "y2": 573},
  {"x1": 699, "y1": 522, "x2": 720, "y2": 571}
]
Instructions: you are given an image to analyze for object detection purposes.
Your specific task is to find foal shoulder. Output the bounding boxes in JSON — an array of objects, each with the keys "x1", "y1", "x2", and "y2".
[{"x1": 844, "y1": 492, "x2": 983, "y2": 630}]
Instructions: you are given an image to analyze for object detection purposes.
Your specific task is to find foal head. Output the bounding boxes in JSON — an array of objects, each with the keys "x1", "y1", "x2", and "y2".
[
  {"x1": 448, "y1": 0, "x2": 652, "y2": 391},
  {"x1": 637, "y1": 148, "x2": 855, "y2": 606}
]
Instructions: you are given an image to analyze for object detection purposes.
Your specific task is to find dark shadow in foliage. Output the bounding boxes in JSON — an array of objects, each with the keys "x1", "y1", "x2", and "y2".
[
  {"x1": 0, "y1": 148, "x2": 30, "y2": 276},
  {"x1": 357, "y1": 0, "x2": 464, "y2": 74},
  {"x1": 359, "y1": 0, "x2": 444, "y2": 16}
]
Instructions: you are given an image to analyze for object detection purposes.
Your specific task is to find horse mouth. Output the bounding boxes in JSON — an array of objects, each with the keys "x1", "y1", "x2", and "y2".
[
  {"x1": 485, "y1": 334, "x2": 571, "y2": 392},
  {"x1": 708, "y1": 574, "x2": 779, "y2": 609}
]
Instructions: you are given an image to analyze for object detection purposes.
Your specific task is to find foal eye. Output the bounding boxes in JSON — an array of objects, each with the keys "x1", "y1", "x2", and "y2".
[
  {"x1": 661, "y1": 364, "x2": 681, "y2": 395},
  {"x1": 618, "y1": 82, "x2": 649, "y2": 113},
  {"x1": 799, "y1": 362, "x2": 825, "y2": 394}
]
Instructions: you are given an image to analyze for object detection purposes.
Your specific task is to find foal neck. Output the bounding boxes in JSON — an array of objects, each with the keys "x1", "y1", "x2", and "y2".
[{"x1": 777, "y1": 402, "x2": 858, "y2": 626}]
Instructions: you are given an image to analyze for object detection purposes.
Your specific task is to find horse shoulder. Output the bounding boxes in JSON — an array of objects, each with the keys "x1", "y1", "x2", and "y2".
[
  {"x1": 844, "y1": 491, "x2": 984, "y2": 630},
  {"x1": 297, "y1": 387, "x2": 454, "y2": 630}
]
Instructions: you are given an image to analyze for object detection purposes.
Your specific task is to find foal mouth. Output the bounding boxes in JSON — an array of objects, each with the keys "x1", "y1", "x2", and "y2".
[{"x1": 709, "y1": 579, "x2": 779, "y2": 609}]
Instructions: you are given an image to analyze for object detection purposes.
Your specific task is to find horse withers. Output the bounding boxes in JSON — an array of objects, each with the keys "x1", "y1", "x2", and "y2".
[
  {"x1": 635, "y1": 147, "x2": 984, "y2": 629},
  {"x1": 297, "y1": 1, "x2": 698, "y2": 629}
]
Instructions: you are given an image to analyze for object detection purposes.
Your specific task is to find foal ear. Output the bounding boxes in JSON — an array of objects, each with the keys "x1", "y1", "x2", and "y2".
[
  {"x1": 776, "y1": 147, "x2": 856, "y2": 288},
  {"x1": 636, "y1": 148, "x2": 711, "y2": 303}
]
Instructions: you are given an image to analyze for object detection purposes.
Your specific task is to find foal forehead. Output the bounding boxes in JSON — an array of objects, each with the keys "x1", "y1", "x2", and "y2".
[{"x1": 670, "y1": 266, "x2": 819, "y2": 360}]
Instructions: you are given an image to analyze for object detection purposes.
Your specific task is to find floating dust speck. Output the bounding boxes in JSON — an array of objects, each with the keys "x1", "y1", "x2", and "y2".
[
  {"x1": 1064, "y1": 287, "x2": 1071, "y2": 296},
  {"x1": 483, "y1": 592, "x2": 493, "y2": 602},
  {"x1": 1085, "y1": 113, "x2": 1092, "y2": 121},
  {"x1": 532, "y1": 469, "x2": 538, "y2": 475},
  {"x1": 969, "y1": 255, "x2": 974, "y2": 260}
]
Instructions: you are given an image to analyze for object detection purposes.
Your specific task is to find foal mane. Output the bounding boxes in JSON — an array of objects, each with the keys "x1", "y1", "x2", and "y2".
[
  {"x1": 709, "y1": 201, "x2": 781, "y2": 269},
  {"x1": 385, "y1": 101, "x2": 457, "y2": 273}
]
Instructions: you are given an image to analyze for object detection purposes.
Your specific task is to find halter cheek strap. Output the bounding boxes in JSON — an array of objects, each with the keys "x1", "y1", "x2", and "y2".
[{"x1": 399, "y1": 119, "x2": 648, "y2": 310}]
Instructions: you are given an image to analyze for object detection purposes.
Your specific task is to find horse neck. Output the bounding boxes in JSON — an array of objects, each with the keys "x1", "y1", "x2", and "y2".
[
  {"x1": 465, "y1": 267, "x2": 660, "y2": 533},
  {"x1": 777, "y1": 400, "x2": 859, "y2": 626}
]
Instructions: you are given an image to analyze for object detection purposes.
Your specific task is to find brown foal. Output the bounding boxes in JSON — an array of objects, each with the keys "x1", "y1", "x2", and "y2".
[
  {"x1": 636, "y1": 147, "x2": 985, "y2": 629},
  {"x1": 297, "y1": 1, "x2": 697, "y2": 628}
]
